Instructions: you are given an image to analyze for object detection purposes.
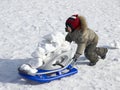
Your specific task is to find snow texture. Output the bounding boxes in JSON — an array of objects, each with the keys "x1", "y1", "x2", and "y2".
[{"x1": 0, "y1": 0, "x2": 120, "y2": 90}]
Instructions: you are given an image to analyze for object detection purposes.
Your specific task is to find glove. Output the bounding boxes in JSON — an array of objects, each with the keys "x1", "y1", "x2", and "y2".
[
  {"x1": 72, "y1": 53, "x2": 81, "y2": 60},
  {"x1": 71, "y1": 53, "x2": 81, "y2": 66},
  {"x1": 72, "y1": 53, "x2": 81, "y2": 62}
]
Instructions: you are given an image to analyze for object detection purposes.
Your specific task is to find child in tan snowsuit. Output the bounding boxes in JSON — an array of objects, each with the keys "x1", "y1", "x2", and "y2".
[{"x1": 65, "y1": 14, "x2": 108, "y2": 66}]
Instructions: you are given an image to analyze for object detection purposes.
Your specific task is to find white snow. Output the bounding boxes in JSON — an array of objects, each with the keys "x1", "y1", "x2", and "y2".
[
  {"x1": 109, "y1": 40, "x2": 120, "y2": 49},
  {"x1": 0, "y1": 0, "x2": 120, "y2": 90}
]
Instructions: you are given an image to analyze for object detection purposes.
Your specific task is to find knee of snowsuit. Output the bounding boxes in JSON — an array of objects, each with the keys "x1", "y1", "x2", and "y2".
[
  {"x1": 84, "y1": 43, "x2": 108, "y2": 63},
  {"x1": 84, "y1": 43, "x2": 99, "y2": 63}
]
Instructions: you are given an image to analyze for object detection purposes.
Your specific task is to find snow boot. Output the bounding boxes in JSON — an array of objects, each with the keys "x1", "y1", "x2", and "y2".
[
  {"x1": 88, "y1": 59, "x2": 98, "y2": 66},
  {"x1": 100, "y1": 48, "x2": 108, "y2": 59},
  {"x1": 89, "y1": 62, "x2": 96, "y2": 66},
  {"x1": 96, "y1": 48, "x2": 108, "y2": 59}
]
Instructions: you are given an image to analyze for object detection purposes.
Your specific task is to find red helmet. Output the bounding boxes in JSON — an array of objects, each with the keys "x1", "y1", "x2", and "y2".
[{"x1": 65, "y1": 14, "x2": 80, "y2": 32}]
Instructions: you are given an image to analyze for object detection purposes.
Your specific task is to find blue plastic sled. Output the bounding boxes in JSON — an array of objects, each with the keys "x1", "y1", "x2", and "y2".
[{"x1": 19, "y1": 65, "x2": 78, "y2": 83}]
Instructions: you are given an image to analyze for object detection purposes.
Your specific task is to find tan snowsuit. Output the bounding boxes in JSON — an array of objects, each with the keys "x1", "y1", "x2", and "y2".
[{"x1": 65, "y1": 16, "x2": 107, "y2": 63}]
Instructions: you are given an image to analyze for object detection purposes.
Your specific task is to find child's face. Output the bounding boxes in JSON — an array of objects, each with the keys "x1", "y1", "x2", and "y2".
[{"x1": 66, "y1": 26, "x2": 72, "y2": 32}]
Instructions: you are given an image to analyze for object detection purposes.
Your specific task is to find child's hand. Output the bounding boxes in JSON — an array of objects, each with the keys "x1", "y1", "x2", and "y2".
[{"x1": 72, "y1": 53, "x2": 81, "y2": 60}]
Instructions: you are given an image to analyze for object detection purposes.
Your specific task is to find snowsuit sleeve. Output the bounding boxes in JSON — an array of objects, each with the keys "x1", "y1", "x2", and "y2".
[
  {"x1": 76, "y1": 43, "x2": 86, "y2": 55},
  {"x1": 76, "y1": 37, "x2": 87, "y2": 55},
  {"x1": 65, "y1": 33, "x2": 72, "y2": 43}
]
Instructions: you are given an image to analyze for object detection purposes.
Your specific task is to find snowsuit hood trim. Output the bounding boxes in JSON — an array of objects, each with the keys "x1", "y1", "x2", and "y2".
[{"x1": 78, "y1": 16, "x2": 88, "y2": 31}]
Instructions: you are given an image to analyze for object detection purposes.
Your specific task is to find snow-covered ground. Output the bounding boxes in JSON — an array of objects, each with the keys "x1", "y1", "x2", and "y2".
[{"x1": 0, "y1": 0, "x2": 120, "y2": 90}]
